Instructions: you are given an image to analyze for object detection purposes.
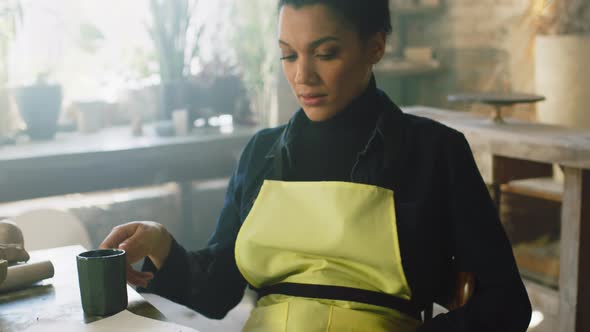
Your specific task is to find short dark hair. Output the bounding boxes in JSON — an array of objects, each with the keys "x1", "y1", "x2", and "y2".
[{"x1": 278, "y1": 0, "x2": 392, "y2": 39}]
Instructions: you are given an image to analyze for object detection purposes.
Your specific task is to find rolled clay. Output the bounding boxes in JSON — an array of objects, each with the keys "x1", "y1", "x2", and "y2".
[{"x1": 0, "y1": 260, "x2": 54, "y2": 292}]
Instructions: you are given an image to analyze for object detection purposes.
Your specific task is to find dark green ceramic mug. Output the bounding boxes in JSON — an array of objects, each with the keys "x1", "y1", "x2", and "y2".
[{"x1": 76, "y1": 249, "x2": 128, "y2": 316}]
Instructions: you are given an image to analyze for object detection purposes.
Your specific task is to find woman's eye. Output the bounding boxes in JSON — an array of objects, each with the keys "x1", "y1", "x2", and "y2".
[
  {"x1": 280, "y1": 54, "x2": 297, "y2": 62},
  {"x1": 315, "y1": 52, "x2": 337, "y2": 60}
]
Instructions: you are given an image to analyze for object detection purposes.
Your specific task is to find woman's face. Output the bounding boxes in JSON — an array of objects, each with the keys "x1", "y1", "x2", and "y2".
[{"x1": 278, "y1": 4, "x2": 385, "y2": 122}]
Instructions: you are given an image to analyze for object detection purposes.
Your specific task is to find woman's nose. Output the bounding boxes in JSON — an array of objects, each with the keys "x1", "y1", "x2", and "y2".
[{"x1": 294, "y1": 58, "x2": 318, "y2": 85}]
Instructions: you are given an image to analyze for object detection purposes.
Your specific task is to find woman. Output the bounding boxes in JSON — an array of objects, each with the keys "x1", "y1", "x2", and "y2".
[{"x1": 100, "y1": 0, "x2": 532, "y2": 331}]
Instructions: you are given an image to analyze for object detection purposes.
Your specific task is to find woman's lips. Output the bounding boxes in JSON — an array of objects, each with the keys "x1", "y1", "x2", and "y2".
[{"x1": 300, "y1": 94, "x2": 328, "y2": 107}]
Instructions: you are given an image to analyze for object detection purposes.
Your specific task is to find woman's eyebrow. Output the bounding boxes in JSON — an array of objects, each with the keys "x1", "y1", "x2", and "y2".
[
  {"x1": 309, "y1": 36, "x2": 340, "y2": 49},
  {"x1": 278, "y1": 40, "x2": 292, "y2": 47},
  {"x1": 278, "y1": 36, "x2": 341, "y2": 50}
]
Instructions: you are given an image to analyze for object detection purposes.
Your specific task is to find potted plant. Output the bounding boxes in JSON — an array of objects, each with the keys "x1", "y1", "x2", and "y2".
[
  {"x1": 534, "y1": 0, "x2": 590, "y2": 128},
  {"x1": 148, "y1": 0, "x2": 202, "y2": 121},
  {"x1": 14, "y1": 73, "x2": 63, "y2": 140},
  {"x1": 6, "y1": 2, "x2": 66, "y2": 140}
]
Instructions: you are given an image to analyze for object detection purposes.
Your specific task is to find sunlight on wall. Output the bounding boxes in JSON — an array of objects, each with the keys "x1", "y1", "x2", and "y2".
[
  {"x1": 7, "y1": 0, "x2": 232, "y2": 105},
  {"x1": 528, "y1": 310, "x2": 544, "y2": 329},
  {"x1": 532, "y1": 0, "x2": 554, "y2": 16},
  {"x1": 8, "y1": 1, "x2": 153, "y2": 103}
]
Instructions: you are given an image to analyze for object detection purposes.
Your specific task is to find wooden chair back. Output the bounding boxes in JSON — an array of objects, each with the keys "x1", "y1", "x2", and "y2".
[{"x1": 424, "y1": 271, "x2": 475, "y2": 320}]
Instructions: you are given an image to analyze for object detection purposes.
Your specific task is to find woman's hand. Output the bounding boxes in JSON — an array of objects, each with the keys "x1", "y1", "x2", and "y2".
[{"x1": 99, "y1": 221, "x2": 172, "y2": 287}]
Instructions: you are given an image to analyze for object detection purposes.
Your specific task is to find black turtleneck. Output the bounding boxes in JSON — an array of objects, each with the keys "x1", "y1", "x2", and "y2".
[{"x1": 286, "y1": 76, "x2": 382, "y2": 182}]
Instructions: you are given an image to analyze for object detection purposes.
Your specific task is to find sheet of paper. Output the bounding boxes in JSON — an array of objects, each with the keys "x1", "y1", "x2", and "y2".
[
  {"x1": 21, "y1": 310, "x2": 201, "y2": 332},
  {"x1": 89, "y1": 310, "x2": 200, "y2": 331}
]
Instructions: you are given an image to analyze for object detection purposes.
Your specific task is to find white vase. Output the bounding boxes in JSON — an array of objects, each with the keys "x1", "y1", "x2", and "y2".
[
  {"x1": 535, "y1": 35, "x2": 590, "y2": 182},
  {"x1": 535, "y1": 35, "x2": 590, "y2": 128}
]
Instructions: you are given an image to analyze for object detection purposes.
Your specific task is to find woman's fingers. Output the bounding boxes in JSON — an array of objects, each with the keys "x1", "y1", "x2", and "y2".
[
  {"x1": 118, "y1": 228, "x2": 150, "y2": 264},
  {"x1": 100, "y1": 221, "x2": 166, "y2": 283},
  {"x1": 118, "y1": 222, "x2": 166, "y2": 265},
  {"x1": 99, "y1": 223, "x2": 161, "y2": 288},
  {"x1": 99, "y1": 223, "x2": 139, "y2": 250},
  {"x1": 99, "y1": 222, "x2": 153, "y2": 265},
  {"x1": 126, "y1": 265, "x2": 154, "y2": 287}
]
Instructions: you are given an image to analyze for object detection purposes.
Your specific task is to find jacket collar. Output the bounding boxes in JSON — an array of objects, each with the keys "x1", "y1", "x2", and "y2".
[{"x1": 264, "y1": 79, "x2": 406, "y2": 184}]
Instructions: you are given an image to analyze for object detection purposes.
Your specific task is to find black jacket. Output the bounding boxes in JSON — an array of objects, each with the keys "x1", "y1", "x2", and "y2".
[{"x1": 142, "y1": 89, "x2": 532, "y2": 331}]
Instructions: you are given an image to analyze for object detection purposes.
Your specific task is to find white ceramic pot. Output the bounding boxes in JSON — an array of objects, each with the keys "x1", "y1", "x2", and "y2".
[
  {"x1": 535, "y1": 35, "x2": 590, "y2": 182},
  {"x1": 535, "y1": 35, "x2": 590, "y2": 128}
]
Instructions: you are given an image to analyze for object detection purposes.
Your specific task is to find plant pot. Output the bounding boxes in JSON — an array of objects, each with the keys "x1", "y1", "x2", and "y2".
[
  {"x1": 159, "y1": 80, "x2": 190, "y2": 121},
  {"x1": 15, "y1": 83, "x2": 63, "y2": 140},
  {"x1": 535, "y1": 35, "x2": 590, "y2": 128},
  {"x1": 74, "y1": 101, "x2": 106, "y2": 134}
]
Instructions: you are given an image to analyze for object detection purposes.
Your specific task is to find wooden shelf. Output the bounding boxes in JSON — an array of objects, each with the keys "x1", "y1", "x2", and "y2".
[
  {"x1": 514, "y1": 241, "x2": 560, "y2": 289},
  {"x1": 385, "y1": 2, "x2": 443, "y2": 104},
  {"x1": 375, "y1": 59, "x2": 442, "y2": 77},
  {"x1": 393, "y1": 5, "x2": 441, "y2": 16},
  {"x1": 501, "y1": 177, "x2": 563, "y2": 202}
]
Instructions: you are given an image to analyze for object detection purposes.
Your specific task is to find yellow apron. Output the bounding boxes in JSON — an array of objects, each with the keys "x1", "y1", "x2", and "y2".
[{"x1": 235, "y1": 180, "x2": 422, "y2": 331}]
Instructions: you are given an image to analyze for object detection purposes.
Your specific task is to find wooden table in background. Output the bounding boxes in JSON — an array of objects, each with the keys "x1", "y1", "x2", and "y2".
[
  {"x1": 0, "y1": 126, "x2": 257, "y2": 203},
  {"x1": 404, "y1": 106, "x2": 590, "y2": 332},
  {"x1": 0, "y1": 245, "x2": 165, "y2": 332}
]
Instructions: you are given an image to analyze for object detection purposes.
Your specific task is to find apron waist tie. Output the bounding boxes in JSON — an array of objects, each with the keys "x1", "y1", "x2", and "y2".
[{"x1": 255, "y1": 282, "x2": 422, "y2": 321}]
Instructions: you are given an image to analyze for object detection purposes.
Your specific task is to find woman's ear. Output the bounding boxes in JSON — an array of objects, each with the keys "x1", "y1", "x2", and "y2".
[{"x1": 367, "y1": 32, "x2": 387, "y2": 64}]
